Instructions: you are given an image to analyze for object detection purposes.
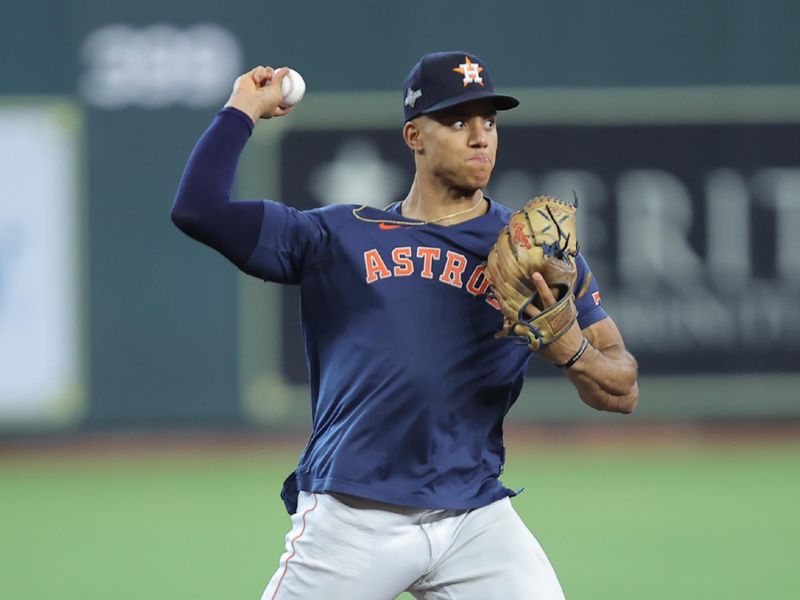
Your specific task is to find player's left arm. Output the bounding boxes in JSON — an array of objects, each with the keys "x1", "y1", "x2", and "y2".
[
  {"x1": 533, "y1": 273, "x2": 639, "y2": 414},
  {"x1": 565, "y1": 314, "x2": 639, "y2": 414}
]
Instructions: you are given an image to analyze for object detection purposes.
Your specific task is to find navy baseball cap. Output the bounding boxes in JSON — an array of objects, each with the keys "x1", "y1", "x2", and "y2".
[{"x1": 402, "y1": 51, "x2": 519, "y2": 121}]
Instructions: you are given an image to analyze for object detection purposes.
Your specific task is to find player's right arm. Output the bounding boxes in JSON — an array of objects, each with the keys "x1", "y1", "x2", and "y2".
[{"x1": 171, "y1": 67, "x2": 317, "y2": 277}]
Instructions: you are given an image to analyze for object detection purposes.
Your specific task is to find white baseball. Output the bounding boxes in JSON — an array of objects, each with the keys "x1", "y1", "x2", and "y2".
[{"x1": 280, "y1": 68, "x2": 306, "y2": 108}]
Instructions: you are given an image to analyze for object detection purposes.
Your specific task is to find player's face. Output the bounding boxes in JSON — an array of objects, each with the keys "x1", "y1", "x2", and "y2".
[{"x1": 417, "y1": 100, "x2": 498, "y2": 191}]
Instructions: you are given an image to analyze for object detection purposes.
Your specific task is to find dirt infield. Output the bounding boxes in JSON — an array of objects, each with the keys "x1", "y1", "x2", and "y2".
[{"x1": 2, "y1": 420, "x2": 799, "y2": 462}]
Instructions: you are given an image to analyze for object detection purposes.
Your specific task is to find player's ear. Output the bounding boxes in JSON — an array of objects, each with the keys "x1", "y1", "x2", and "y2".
[{"x1": 403, "y1": 120, "x2": 423, "y2": 153}]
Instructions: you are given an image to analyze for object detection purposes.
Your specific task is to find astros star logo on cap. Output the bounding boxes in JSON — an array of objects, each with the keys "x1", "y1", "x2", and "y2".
[{"x1": 453, "y1": 57, "x2": 484, "y2": 87}]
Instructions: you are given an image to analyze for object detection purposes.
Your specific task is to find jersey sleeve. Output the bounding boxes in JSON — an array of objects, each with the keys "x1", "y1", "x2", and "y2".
[
  {"x1": 574, "y1": 252, "x2": 608, "y2": 329},
  {"x1": 241, "y1": 201, "x2": 330, "y2": 284},
  {"x1": 171, "y1": 108, "x2": 264, "y2": 269}
]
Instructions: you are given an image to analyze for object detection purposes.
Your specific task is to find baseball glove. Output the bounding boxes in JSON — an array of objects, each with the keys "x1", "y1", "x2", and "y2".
[{"x1": 485, "y1": 195, "x2": 579, "y2": 351}]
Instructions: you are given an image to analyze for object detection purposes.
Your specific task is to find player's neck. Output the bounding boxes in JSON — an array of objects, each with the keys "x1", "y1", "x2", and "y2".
[{"x1": 400, "y1": 175, "x2": 487, "y2": 226}]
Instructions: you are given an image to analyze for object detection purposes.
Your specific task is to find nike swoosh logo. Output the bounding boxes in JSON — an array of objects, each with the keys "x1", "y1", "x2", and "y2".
[{"x1": 379, "y1": 223, "x2": 402, "y2": 230}]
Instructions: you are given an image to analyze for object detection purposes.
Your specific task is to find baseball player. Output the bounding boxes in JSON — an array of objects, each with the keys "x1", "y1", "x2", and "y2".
[{"x1": 171, "y1": 51, "x2": 638, "y2": 599}]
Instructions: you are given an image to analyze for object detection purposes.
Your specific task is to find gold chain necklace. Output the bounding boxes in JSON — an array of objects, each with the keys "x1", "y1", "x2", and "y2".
[{"x1": 352, "y1": 194, "x2": 485, "y2": 227}]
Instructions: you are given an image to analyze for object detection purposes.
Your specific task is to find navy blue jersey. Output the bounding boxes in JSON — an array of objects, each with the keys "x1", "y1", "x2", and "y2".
[
  {"x1": 244, "y1": 199, "x2": 607, "y2": 513},
  {"x1": 172, "y1": 109, "x2": 608, "y2": 514}
]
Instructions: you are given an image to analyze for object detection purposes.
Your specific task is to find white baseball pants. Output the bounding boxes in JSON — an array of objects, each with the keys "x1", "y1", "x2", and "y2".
[{"x1": 261, "y1": 491, "x2": 566, "y2": 600}]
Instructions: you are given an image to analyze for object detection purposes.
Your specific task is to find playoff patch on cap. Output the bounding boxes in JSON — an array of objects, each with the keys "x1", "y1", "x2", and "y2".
[{"x1": 402, "y1": 51, "x2": 519, "y2": 121}]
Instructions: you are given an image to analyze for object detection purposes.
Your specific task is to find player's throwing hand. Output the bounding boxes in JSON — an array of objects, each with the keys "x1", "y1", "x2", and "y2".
[{"x1": 224, "y1": 66, "x2": 293, "y2": 124}]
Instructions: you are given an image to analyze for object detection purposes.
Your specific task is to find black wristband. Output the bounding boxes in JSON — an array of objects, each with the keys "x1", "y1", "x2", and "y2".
[{"x1": 557, "y1": 338, "x2": 590, "y2": 370}]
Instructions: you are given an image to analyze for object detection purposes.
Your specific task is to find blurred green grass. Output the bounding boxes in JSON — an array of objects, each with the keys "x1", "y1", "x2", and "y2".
[{"x1": 2, "y1": 439, "x2": 799, "y2": 599}]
